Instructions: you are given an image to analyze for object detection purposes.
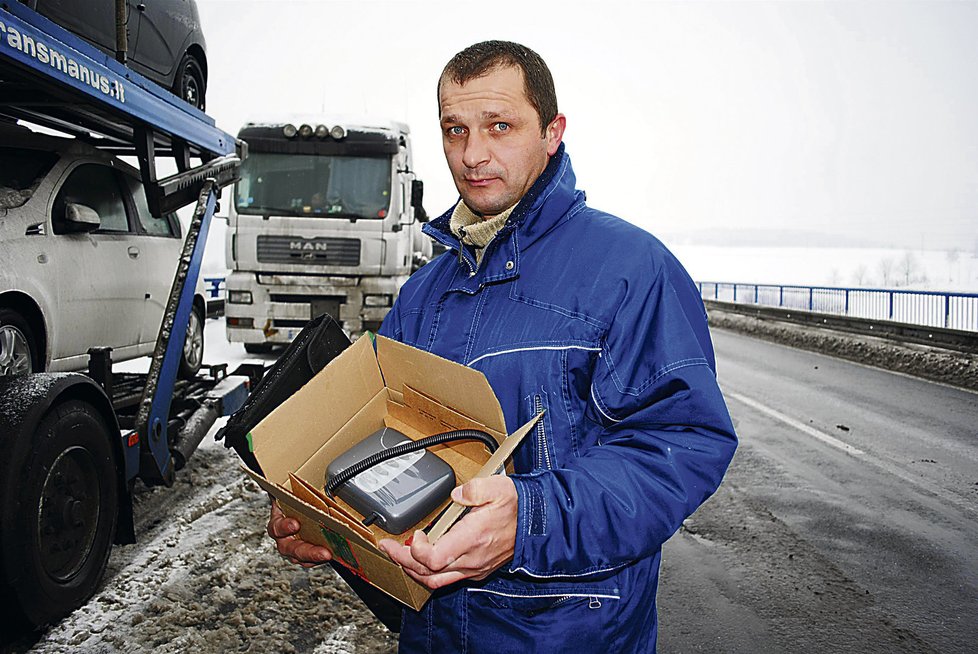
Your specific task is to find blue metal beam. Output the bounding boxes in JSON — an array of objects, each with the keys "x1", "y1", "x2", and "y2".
[{"x1": 0, "y1": 3, "x2": 234, "y2": 157}]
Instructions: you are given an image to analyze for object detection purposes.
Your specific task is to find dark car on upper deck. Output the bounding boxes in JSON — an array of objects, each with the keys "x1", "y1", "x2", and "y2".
[{"x1": 21, "y1": 0, "x2": 208, "y2": 109}]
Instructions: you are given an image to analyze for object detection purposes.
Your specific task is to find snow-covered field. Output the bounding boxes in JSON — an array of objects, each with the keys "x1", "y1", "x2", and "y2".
[
  {"x1": 200, "y1": 215, "x2": 978, "y2": 295},
  {"x1": 669, "y1": 243, "x2": 978, "y2": 293}
]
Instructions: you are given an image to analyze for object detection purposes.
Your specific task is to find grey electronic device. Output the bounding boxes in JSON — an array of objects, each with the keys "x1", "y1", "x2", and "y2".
[{"x1": 326, "y1": 427, "x2": 456, "y2": 534}]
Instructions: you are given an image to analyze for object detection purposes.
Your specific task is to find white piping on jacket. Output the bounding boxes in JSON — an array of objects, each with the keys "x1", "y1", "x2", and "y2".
[
  {"x1": 466, "y1": 345, "x2": 601, "y2": 367},
  {"x1": 466, "y1": 589, "x2": 620, "y2": 601}
]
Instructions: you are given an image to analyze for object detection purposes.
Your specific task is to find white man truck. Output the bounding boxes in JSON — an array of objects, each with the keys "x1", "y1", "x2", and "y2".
[{"x1": 224, "y1": 118, "x2": 431, "y2": 351}]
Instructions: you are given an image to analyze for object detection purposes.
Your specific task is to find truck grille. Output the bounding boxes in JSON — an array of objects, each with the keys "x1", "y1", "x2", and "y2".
[{"x1": 256, "y1": 236, "x2": 361, "y2": 266}]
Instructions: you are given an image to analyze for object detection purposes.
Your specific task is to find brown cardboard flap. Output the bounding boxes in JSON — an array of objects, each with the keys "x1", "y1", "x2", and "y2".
[
  {"x1": 348, "y1": 542, "x2": 430, "y2": 610},
  {"x1": 251, "y1": 335, "x2": 384, "y2": 484},
  {"x1": 386, "y1": 397, "x2": 500, "y2": 467},
  {"x1": 241, "y1": 466, "x2": 378, "y2": 553},
  {"x1": 400, "y1": 386, "x2": 498, "y2": 437},
  {"x1": 375, "y1": 336, "x2": 506, "y2": 435},
  {"x1": 288, "y1": 473, "x2": 376, "y2": 544},
  {"x1": 427, "y1": 411, "x2": 544, "y2": 543},
  {"x1": 293, "y1": 391, "x2": 389, "y2": 492}
]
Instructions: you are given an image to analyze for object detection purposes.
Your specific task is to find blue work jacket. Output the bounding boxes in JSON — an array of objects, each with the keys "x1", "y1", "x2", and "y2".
[{"x1": 379, "y1": 145, "x2": 738, "y2": 653}]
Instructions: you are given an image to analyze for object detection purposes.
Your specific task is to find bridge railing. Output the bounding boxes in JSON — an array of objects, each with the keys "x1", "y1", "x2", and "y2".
[{"x1": 698, "y1": 282, "x2": 978, "y2": 332}]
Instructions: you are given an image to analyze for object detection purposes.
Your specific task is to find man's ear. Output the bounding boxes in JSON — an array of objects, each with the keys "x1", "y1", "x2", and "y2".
[{"x1": 545, "y1": 114, "x2": 566, "y2": 156}]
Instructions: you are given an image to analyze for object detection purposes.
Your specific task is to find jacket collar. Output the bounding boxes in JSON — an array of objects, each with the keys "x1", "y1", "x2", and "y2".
[{"x1": 424, "y1": 144, "x2": 583, "y2": 270}]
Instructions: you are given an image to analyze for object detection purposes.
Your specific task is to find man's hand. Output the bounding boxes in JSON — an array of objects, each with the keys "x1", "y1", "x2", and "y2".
[
  {"x1": 377, "y1": 475, "x2": 518, "y2": 590},
  {"x1": 267, "y1": 501, "x2": 333, "y2": 568}
]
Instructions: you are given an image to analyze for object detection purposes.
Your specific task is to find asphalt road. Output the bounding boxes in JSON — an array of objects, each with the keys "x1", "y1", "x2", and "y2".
[{"x1": 657, "y1": 327, "x2": 978, "y2": 653}]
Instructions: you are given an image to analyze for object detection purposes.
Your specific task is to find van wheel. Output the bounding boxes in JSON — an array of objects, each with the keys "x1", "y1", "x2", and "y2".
[
  {"x1": 0, "y1": 400, "x2": 118, "y2": 630},
  {"x1": 0, "y1": 308, "x2": 37, "y2": 376},
  {"x1": 178, "y1": 304, "x2": 205, "y2": 379}
]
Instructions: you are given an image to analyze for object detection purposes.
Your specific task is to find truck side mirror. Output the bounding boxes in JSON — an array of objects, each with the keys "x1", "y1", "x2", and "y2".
[
  {"x1": 410, "y1": 180, "x2": 428, "y2": 223},
  {"x1": 64, "y1": 202, "x2": 101, "y2": 232}
]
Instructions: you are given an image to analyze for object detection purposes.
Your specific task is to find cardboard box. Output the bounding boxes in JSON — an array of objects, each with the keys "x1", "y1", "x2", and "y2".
[{"x1": 243, "y1": 334, "x2": 542, "y2": 610}]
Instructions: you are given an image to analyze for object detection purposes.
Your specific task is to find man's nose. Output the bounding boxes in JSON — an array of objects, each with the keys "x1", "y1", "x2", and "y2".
[{"x1": 462, "y1": 130, "x2": 491, "y2": 169}]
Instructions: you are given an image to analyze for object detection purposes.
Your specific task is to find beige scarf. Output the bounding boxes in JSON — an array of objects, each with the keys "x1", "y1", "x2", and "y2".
[{"x1": 449, "y1": 201, "x2": 516, "y2": 266}]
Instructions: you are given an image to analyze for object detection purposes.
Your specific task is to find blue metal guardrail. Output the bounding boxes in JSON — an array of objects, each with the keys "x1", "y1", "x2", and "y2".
[{"x1": 698, "y1": 282, "x2": 978, "y2": 332}]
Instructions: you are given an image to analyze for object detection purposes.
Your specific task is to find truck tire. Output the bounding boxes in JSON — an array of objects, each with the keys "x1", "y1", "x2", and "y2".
[
  {"x1": 178, "y1": 303, "x2": 205, "y2": 379},
  {"x1": 0, "y1": 308, "x2": 38, "y2": 376},
  {"x1": 0, "y1": 399, "x2": 118, "y2": 631}
]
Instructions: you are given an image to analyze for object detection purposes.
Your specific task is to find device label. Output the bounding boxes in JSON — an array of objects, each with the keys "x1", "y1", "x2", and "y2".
[{"x1": 350, "y1": 450, "x2": 424, "y2": 493}]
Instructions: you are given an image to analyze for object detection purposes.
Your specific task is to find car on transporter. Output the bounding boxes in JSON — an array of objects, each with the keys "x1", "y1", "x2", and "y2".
[
  {"x1": 0, "y1": 121, "x2": 207, "y2": 378},
  {"x1": 21, "y1": 0, "x2": 208, "y2": 110}
]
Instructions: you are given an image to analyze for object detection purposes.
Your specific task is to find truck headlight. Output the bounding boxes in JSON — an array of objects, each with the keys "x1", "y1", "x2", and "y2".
[
  {"x1": 229, "y1": 290, "x2": 253, "y2": 304},
  {"x1": 364, "y1": 294, "x2": 392, "y2": 307}
]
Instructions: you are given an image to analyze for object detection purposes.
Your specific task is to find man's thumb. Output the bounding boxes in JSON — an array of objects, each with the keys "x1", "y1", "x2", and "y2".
[{"x1": 451, "y1": 478, "x2": 490, "y2": 507}]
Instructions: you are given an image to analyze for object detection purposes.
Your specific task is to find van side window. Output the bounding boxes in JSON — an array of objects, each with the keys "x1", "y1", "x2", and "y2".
[
  {"x1": 52, "y1": 164, "x2": 130, "y2": 234},
  {"x1": 128, "y1": 177, "x2": 175, "y2": 236}
]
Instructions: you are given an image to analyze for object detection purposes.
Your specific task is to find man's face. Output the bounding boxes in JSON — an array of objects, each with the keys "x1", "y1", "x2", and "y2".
[{"x1": 439, "y1": 65, "x2": 565, "y2": 218}]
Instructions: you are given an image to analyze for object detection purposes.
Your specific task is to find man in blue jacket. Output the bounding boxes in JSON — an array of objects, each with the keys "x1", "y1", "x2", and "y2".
[{"x1": 270, "y1": 40, "x2": 738, "y2": 652}]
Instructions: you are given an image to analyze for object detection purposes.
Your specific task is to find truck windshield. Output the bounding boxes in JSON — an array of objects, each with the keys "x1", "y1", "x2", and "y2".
[
  {"x1": 0, "y1": 147, "x2": 58, "y2": 209},
  {"x1": 235, "y1": 152, "x2": 392, "y2": 219}
]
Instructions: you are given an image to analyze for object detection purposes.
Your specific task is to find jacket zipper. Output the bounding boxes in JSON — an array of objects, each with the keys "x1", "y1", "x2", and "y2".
[
  {"x1": 534, "y1": 394, "x2": 552, "y2": 470},
  {"x1": 457, "y1": 225, "x2": 476, "y2": 277}
]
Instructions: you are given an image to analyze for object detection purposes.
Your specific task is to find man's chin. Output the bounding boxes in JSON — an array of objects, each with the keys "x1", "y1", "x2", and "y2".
[{"x1": 458, "y1": 195, "x2": 513, "y2": 219}]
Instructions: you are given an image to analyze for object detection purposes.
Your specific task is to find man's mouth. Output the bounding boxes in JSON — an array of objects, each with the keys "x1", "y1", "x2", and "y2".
[{"x1": 464, "y1": 177, "x2": 497, "y2": 188}]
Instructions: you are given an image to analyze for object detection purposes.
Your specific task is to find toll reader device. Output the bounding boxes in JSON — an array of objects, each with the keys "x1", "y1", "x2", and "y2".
[{"x1": 325, "y1": 427, "x2": 498, "y2": 534}]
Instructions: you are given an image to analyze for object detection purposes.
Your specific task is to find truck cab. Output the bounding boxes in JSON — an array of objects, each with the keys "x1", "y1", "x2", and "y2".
[{"x1": 224, "y1": 118, "x2": 430, "y2": 349}]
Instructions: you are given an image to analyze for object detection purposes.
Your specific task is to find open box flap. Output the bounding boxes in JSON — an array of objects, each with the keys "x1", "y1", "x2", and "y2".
[
  {"x1": 375, "y1": 336, "x2": 506, "y2": 435},
  {"x1": 251, "y1": 335, "x2": 384, "y2": 484},
  {"x1": 427, "y1": 411, "x2": 543, "y2": 543}
]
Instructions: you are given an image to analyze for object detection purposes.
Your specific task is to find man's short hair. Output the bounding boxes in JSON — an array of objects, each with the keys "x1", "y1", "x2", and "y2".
[{"x1": 439, "y1": 40, "x2": 558, "y2": 136}]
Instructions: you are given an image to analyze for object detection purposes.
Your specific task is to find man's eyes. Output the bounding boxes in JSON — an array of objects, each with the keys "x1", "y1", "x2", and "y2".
[{"x1": 444, "y1": 123, "x2": 510, "y2": 136}]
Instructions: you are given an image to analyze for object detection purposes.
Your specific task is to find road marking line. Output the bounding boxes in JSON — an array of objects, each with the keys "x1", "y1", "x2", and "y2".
[
  {"x1": 727, "y1": 391, "x2": 865, "y2": 456},
  {"x1": 726, "y1": 390, "x2": 976, "y2": 520}
]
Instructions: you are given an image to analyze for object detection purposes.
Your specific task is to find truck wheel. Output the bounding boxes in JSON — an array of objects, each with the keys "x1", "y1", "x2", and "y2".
[
  {"x1": 178, "y1": 304, "x2": 205, "y2": 379},
  {"x1": 1, "y1": 400, "x2": 118, "y2": 630},
  {"x1": 244, "y1": 343, "x2": 273, "y2": 354},
  {"x1": 0, "y1": 308, "x2": 37, "y2": 376}
]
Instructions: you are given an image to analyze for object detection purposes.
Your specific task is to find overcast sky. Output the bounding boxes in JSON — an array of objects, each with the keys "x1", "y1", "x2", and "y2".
[{"x1": 196, "y1": 0, "x2": 978, "y2": 251}]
